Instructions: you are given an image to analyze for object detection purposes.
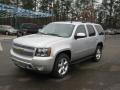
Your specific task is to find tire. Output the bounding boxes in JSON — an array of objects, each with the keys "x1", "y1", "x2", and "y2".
[
  {"x1": 93, "y1": 46, "x2": 103, "y2": 62},
  {"x1": 52, "y1": 53, "x2": 70, "y2": 78}
]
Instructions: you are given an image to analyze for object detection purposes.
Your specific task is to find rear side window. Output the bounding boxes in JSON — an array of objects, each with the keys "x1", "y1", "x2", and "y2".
[
  {"x1": 86, "y1": 25, "x2": 96, "y2": 37},
  {"x1": 95, "y1": 25, "x2": 104, "y2": 35}
]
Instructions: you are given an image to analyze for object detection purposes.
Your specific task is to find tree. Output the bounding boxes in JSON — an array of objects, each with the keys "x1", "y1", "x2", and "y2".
[
  {"x1": 113, "y1": 0, "x2": 120, "y2": 28},
  {"x1": 59, "y1": 0, "x2": 73, "y2": 20},
  {"x1": 53, "y1": 0, "x2": 60, "y2": 20},
  {"x1": 101, "y1": 0, "x2": 120, "y2": 28},
  {"x1": 52, "y1": 0, "x2": 73, "y2": 21},
  {"x1": 0, "y1": 0, "x2": 11, "y2": 4},
  {"x1": 38, "y1": 0, "x2": 49, "y2": 12},
  {"x1": 21, "y1": 0, "x2": 35, "y2": 10},
  {"x1": 75, "y1": 0, "x2": 97, "y2": 22}
]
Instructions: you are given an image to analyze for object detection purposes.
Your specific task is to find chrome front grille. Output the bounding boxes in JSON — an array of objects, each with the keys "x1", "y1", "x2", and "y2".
[
  {"x1": 14, "y1": 43, "x2": 34, "y2": 50},
  {"x1": 13, "y1": 43, "x2": 35, "y2": 57}
]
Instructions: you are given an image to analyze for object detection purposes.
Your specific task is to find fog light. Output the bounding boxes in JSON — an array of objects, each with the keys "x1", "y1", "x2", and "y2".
[{"x1": 37, "y1": 66, "x2": 44, "y2": 71}]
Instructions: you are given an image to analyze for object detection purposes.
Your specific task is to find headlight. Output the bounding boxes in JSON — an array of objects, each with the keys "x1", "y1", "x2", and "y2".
[{"x1": 35, "y1": 48, "x2": 51, "y2": 57}]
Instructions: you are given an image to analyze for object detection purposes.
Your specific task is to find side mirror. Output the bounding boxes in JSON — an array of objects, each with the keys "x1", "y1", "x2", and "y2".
[{"x1": 75, "y1": 33, "x2": 86, "y2": 39}]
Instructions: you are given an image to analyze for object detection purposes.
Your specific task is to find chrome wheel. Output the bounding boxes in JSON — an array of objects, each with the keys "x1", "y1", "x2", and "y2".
[
  {"x1": 58, "y1": 58, "x2": 69, "y2": 76},
  {"x1": 52, "y1": 54, "x2": 69, "y2": 78},
  {"x1": 96, "y1": 48, "x2": 102, "y2": 60}
]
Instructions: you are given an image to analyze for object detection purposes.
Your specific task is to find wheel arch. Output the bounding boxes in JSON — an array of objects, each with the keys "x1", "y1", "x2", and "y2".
[
  {"x1": 97, "y1": 42, "x2": 103, "y2": 49},
  {"x1": 55, "y1": 49, "x2": 71, "y2": 61}
]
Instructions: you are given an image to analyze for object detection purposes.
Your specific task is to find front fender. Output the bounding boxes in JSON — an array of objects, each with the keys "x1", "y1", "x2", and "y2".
[{"x1": 52, "y1": 45, "x2": 71, "y2": 59}]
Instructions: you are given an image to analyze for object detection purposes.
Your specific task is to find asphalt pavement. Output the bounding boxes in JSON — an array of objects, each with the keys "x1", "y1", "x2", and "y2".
[{"x1": 0, "y1": 35, "x2": 120, "y2": 90}]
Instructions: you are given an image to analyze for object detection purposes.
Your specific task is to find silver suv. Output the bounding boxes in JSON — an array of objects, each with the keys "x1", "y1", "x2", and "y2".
[{"x1": 10, "y1": 22, "x2": 105, "y2": 78}]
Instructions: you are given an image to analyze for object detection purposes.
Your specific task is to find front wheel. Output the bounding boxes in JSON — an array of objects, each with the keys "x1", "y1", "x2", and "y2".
[
  {"x1": 17, "y1": 32, "x2": 22, "y2": 37},
  {"x1": 5, "y1": 31, "x2": 9, "y2": 35},
  {"x1": 52, "y1": 54, "x2": 70, "y2": 78},
  {"x1": 93, "y1": 46, "x2": 103, "y2": 62}
]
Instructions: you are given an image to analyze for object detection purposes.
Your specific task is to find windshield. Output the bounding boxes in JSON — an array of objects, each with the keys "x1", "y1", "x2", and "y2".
[{"x1": 39, "y1": 23, "x2": 75, "y2": 38}]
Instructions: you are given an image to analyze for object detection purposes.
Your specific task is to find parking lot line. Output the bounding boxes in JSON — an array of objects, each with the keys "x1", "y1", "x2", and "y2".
[{"x1": 0, "y1": 42, "x2": 3, "y2": 51}]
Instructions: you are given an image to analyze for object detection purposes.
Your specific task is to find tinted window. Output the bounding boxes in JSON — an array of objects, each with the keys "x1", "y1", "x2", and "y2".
[
  {"x1": 86, "y1": 25, "x2": 96, "y2": 37},
  {"x1": 95, "y1": 25, "x2": 104, "y2": 35},
  {"x1": 75, "y1": 25, "x2": 87, "y2": 36}
]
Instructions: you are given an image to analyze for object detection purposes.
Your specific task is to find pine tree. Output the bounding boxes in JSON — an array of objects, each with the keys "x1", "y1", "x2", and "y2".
[{"x1": 21, "y1": 0, "x2": 35, "y2": 10}]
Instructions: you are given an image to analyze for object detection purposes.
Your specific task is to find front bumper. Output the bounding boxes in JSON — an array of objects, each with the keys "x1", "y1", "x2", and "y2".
[{"x1": 10, "y1": 49, "x2": 55, "y2": 73}]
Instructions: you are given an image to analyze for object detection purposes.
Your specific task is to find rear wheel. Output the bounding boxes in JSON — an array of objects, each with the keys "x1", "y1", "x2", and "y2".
[
  {"x1": 52, "y1": 54, "x2": 70, "y2": 78},
  {"x1": 93, "y1": 46, "x2": 103, "y2": 62}
]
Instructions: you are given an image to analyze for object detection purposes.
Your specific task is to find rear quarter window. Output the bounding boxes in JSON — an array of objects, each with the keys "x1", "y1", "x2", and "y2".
[{"x1": 94, "y1": 25, "x2": 104, "y2": 35}]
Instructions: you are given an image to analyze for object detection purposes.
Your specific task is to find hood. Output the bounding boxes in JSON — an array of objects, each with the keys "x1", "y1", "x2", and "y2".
[{"x1": 13, "y1": 34, "x2": 65, "y2": 47}]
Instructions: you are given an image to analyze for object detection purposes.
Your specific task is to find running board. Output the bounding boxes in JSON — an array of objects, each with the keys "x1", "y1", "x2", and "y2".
[{"x1": 70, "y1": 55, "x2": 94, "y2": 65}]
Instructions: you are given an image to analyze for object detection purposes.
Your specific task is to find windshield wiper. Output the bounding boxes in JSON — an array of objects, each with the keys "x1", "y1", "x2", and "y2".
[{"x1": 46, "y1": 33, "x2": 62, "y2": 37}]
